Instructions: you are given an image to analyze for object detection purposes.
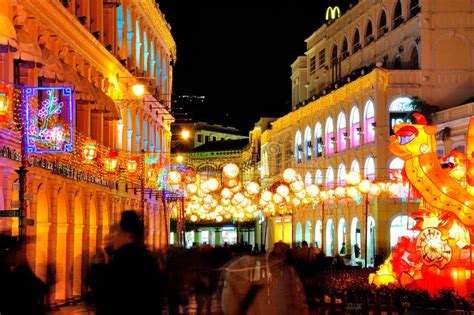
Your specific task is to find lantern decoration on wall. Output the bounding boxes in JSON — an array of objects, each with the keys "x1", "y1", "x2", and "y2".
[
  {"x1": 24, "y1": 87, "x2": 74, "y2": 154},
  {"x1": 126, "y1": 158, "x2": 139, "y2": 175},
  {"x1": 0, "y1": 86, "x2": 9, "y2": 122},
  {"x1": 82, "y1": 141, "x2": 97, "y2": 162},
  {"x1": 223, "y1": 163, "x2": 239, "y2": 178},
  {"x1": 104, "y1": 151, "x2": 118, "y2": 173}
]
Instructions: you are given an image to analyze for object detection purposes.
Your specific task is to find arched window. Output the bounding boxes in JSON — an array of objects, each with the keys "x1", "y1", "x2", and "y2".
[
  {"x1": 364, "y1": 100, "x2": 375, "y2": 143},
  {"x1": 378, "y1": 11, "x2": 387, "y2": 36},
  {"x1": 126, "y1": 108, "x2": 132, "y2": 152},
  {"x1": 353, "y1": 29, "x2": 361, "y2": 53},
  {"x1": 409, "y1": 0, "x2": 420, "y2": 18},
  {"x1": 389, "y1": 157, "x2": 404, "y2": 180},
  {"x1": 156, "y1": 49, "x2": 162, "y2": 85},
  {"x1": 305, "y1": 172, "x2": 312, "y2": 186},
  {"x1": 143, "y1": 31, "x2": 148, "y2": 72},
  {"x1": 393, "y1": 0, "x2": 403, "y2": 29},
  {"x1": 365, "y1": 20, "x2": 373, "y2": 45},
  {"x1": 150, "y1": 42, "x2": 155, "y2": 80},
  {"x1": 325, "y1": 117, "x2": 334, "y2": 155},
  {"x1": 304, "y1": 126, "x2": 312, "y2": 160},
  {"x1": 162, "y1": 59, "x2": 167, "y2": 95},
  {"x1": 143, "y1": 120, "x2": 148, "y2": 151},
  {"x1": 337, "y1": 112, "x2": 346, "y2": 152},
  {"x1": 350, "y1": 106, "x2": 360, "y2": 147},
  {"x1": 315, "y1": 169, "x2": 323, "y2": 185},
  {"x1": 135, "y1": 21, "x2": 141, "y2": 69},
  {"x1": 314, "y1": 122, "x2": 323, "y2": 157},
  {"x1": 117, "y1": 5, "x2": 124, "y2": 50},
  {"x1": 338, "y1": 163, "x2": 347, "y2": 186},
  {"x1": 135, "y1": 113, "x2": 141, "y2": 152},
  {"x1": 295, "y1": 131, "x2": 302, "y2": 164},
  {"x1": 126, "y1": 9, "x2": 132, "y2": 60},
  {"x1": 364, "y1": 156, "x2": 375, "y2": 181},
  {"x1": 331, "y1": 45, "x2": 338, "y2": 66},
  {"x1": 341, "y1": 36, "x2": 349, "y2": 59},
  {"x1": 351, "y1": 160, "x2": 360, "y2": 173},
  {"x1": 410, "y1": 47, "x2": 419, "y2": 69},
  {"x1": 326, "y1": 166, "x2": 334, "y2": 188}
]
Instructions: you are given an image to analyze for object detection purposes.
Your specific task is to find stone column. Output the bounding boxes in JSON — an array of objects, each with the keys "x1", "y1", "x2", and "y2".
[{"x1": 215, "y1": 228, "x2": 222, "y2": 246}]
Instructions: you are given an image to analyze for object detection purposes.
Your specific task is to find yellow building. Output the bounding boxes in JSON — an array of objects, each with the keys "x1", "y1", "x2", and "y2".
[
  {"x1": 262, "y1": 0, "x2": 474, "y2": 265},
  {"x1": 0, "y1": 0, "x2": 175, "y2": 306}
]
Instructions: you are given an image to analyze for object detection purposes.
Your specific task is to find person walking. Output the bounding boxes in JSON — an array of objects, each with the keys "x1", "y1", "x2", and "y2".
[{"x1": 354, "y1": 243, "x2": 361, "y2": 259}]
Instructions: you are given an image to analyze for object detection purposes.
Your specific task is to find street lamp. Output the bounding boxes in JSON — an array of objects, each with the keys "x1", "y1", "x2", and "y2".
[
  {"x1": 358, "y1": 178, "x2": 372, "y2": 268},
  {"x1": 132, "y1": 84, "x2": 145, "y2": 97},
  {"x1": 181, "y1": 129, "x2": 190, "y2": 140}
]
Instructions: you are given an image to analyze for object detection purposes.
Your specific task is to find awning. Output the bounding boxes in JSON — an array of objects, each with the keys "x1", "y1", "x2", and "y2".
[
  {"x1": 76, "y1": 74, "x2": 95, "y2": 104},
  {"x1": 0, "y1": 10, "x2": 17, "y2": 52},
  {"x1": 13, "y1": 28, "x2": 42, "y2": 67},
  {"x1": 92, "y1": 86, "x2": 120, "y2": 120},
  {"x1": 40, "y1": 47, "x2": 64, "y2": 81}
]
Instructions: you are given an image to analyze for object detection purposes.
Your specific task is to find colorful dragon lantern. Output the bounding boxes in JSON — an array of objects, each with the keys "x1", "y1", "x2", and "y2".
[{"x1": 370, "y1": 113, "x2": 474, "y2": 295}]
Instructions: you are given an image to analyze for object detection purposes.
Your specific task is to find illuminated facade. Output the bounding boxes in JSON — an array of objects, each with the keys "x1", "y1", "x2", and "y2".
[
  {"x1": 264, "y1": 0, "x2": 474, "y2": 263},
  {"x1": 0, "y1": 0, "x2": 174, "y2": 305}
]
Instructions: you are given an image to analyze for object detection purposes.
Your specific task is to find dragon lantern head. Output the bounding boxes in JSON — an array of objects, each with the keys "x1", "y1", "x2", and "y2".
[{"x1": 389, "y1": 113, "x2": 437, "y2": 160}]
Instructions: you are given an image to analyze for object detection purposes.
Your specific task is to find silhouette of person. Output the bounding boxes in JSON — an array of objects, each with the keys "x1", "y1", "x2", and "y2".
[
  {"x1": 90, "y1": 210, "x2": 162, "y2": 314},
  {"x1": 354, "y1": 243, "x2": 361, "y2": 258},
  {"x1": 340, "y1": 242, "x2": 347, "y2": 255}
]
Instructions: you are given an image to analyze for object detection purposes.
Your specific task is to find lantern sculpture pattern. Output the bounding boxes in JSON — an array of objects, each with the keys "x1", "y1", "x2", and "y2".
[
  {"x1": 0, "y1": 87, "x2": 9, "y2": 122},
  {"x1": 370, "y1": 114, "x2": 474, "y2": 296},
  {"x1": 104, "y1": 151, "x2": 119, "y2": 173},
  {"x1": 83, "y1": 141, "x2": 97, "y2": 162}
]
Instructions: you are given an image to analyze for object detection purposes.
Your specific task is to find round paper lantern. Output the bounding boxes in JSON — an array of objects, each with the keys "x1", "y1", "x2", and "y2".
[
  {"x1": 216, "y1": 215, "x2": 223, "y2": 223},
  {"x1": 221, "y1": 188, "x2": 233, "y2": 199},
  {"x1": 190, "y1": 215, "x2": 198, "y2": 222},
  {"x1": 187, "y1": 183, "x2": 198, "y2": 195},
  {"x1": 104, "y1": 151, "x2": 119, "y2": 173},
  {"x1": 83, "y1": 141, "x2": 97, "y2": 161},
  {"x1": 283, "y1": 168, "x2": 298, "y2": 183},
  {"x1": 276, "y1": 185, "x2": 290, "y2": 197},
  {"x1": 262, "y1": 191, "x2": 273, "y2": 202},
  {"x1": 290, "y1": 181, "x2": 304, "y2": 193},
  {"x1": 346, "y1": 186, "x2": 359, "y2": 198},
  {"x1": 126, "y1": 159, "x2": 138, "y2": 175},
  {"x1": 335, "y1": 187, "x2": 346, "y2": 198},
  {"x1": 306, "y1": 184, "x2": 320, "y2": 198},
  {"x1": 245, "y1": 182, "x2": 260, "y2": 195},
  {"x1": 358, "y1": 179, "x2": 372, "y2": 193},
  {"x1": 206, "y1": 177, "x2": 220, "y2": 192},
  {"x1": 223, "y1": 163, "x2": 240, "y2": 178},
  {"x1": 168, "y1": 170, "x2": 182, "y2": 185},
  {"x1": 345, "y1": 171, "x2": 362, "y2": 186},
  {"x1": 370, "y1": 183, "x2": 382, "y2": 196}
]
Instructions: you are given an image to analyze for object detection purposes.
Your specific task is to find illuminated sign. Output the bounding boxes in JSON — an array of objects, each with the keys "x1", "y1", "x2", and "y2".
[
  {"x1": 24, "y1": 87, "x2": 74, "y2": 154},
  {"x1": 326, "y1": 6, "x2": 341, "y2": 21}
]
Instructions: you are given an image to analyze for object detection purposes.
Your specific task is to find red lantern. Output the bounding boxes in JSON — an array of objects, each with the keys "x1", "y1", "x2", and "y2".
[
  {"x1": 104, "y1": 151, "x2": 119, "y2": 173},
  {"x1": 0, "y1": 87, "x2": 9, "y2": 122},
  {"x1": 83, "y1": 141, "x2": 97, "y2": 162}
]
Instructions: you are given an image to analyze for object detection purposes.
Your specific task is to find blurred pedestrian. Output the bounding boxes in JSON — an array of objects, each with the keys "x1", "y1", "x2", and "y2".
[
  {"x1": 340, "y1": 242, "x2": 347, "y2": 255},
  {"x1": 354, "y1": 243, "x2": 361, "y2": 258},
  {"x1": 90, "y1": 210, "x2": 162, "y2": 314}
]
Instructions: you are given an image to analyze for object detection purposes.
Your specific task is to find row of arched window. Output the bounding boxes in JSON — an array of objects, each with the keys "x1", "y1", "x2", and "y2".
[
  {"x1": 117, "y1": 4, "x2": 169, "y2": 96},
  {"x1": 330, "y1": 0, "x2": 419, "y2": 63},
  {"x1": 295, "y1": 99, "x2": 375, "y2": 163},
  {"x1": 303, "y1": 157, "x2": 376, "y2": 188}
]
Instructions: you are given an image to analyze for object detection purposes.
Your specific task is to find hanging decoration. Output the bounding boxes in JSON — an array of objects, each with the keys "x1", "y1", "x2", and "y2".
[
  {"x1": 104, "y1": 151, "x2": 119, "y2": 173},
  {"x1": 82, "y1": 141, "x2": 97, "y2": 162},
  {"x1": 0, "y1": 85, "x2": 10, "y2": 122},
  {"x1": 370, "y1": 114, "x2": 474, "y2": 296},
  {"x1": 24, "y1": 87, "x2": 74, "y2": 154}
]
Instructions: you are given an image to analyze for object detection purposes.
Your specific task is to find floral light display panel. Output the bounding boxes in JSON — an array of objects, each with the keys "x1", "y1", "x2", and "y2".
[
  {"x1": 370, "y1": 113, "x2": 474, "y2": 296},
  {"x1": 24, "y1": 87, "x2": 74, "y2": 154}
]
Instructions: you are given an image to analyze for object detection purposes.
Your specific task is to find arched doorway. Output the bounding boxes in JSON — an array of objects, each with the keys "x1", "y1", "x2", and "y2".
[
  {"x1": 101, "y1": 198, "x2": 109, "y2": 249},
  {"x1": 295, "y1": 222, "x2": 302, "y2": 245},
  {"x1": 315, "y1": 220, "x2": 322, "y2": 248},
  {"x1": 35, "y1": 188, "x2": 49, "y2": 283},
  {"x1": 89, "y1": 198, "x2": 98, "y2": 266},
  {"x1": 368, "y1": 216, "x2": 376, "y2": 266},
  {"x1": 338, "y1": 218, "x2": 347, "y2": 255},
  {"x1": 73, "y1": 193, "x2": 84, "y2": 298},
  {"x1": 351, "y1": 217, "x2": 361, "y2": 259},
  {"x1": 390, "y1": 215, "x2": 417, "y2": 249},
  {"x1": 326, "y1": 219, "x2": 335, "y2": 256},
  {"x1": 305, "y1": 220, "x2": 312, "y2": 244},
  {"x1": 55, "y1": 190, "x2": 68, "y2": 302}
]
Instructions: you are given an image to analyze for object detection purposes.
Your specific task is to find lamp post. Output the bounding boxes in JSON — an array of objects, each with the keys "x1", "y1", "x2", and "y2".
[{"x1": 357, "y1": 178, "x2": 372, "y2": 268}]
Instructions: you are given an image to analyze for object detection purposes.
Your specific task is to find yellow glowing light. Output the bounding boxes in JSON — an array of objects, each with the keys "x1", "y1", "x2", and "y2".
[
  {"x1": 168, "y1": 171, "x2": 182, "y2": 185},
  {"x1": 187, "y1": 183, "x2": 198, "y2": 195},
  {"x1": 232, "y1": 193, "x2": 245, "y2": 205},
  {"x1": 83, "y1": 142, "x2": 97, "y2": 161},
  {"x1": 319, "y1": 191, "x2": 329, "y2": 201},
  {"x1": 306, "y1": 184, "x2": 320, "y2": 198},
  {"x1": 223, "y1": 163, "x2": 240, "y2": 178},
  {"x1": 276, "y1": 185, "x2": 290, "y2": 197},
  {"x1": 216, "y1": 215, "x2": 223, "y2": 223},
  {"x1": 190, "y1": 215, "x2": 198, "y2": 222},
  {"x1": 283, "y1": 168, "x2": 298, "y2": 183},
  {"x1": 262, "y1": 191, "x2": 273, "y2": 202},
  {"x1": 290, "y1": 181, "x2": 304, "y2": 193},
  {"x1": 345, "y1": 171, "x2": 362, "y2": 186},
  {"x1": 387, "y1": 183, "x2": 401, "y2": 196},
  {"x1": 206, "y1": 177, "x2": 220, "y2": 192},
  {"x1": 230, "y1": 182, "x2": 242, "y2": 193},
  {"x1": 245, "y1": 182, "x2": 260, "y2": 195},
  {"x1": 176, "y1": 155, "x2": 184, "y2": 163},
  {"x1": 335, "y1": 187, "x2": 346, "y2": 198},
  {"x1": 358, "y1": 179, "x2": 372, "y2": 193},
  {"x1": 347, "y1": 186, "x2": 359, "y2": 198},
  {"x1": 370, "y1": 183, "x2": 382, "y2": 196},
  {"x1": 221, "y1": 188, "x2": 233, "y2": 199},
  {"x1": 132, "y1": 84, "x2": 145, "y2": 96},
  {"x1": 295, "y1": 190, "x2": 306, "y2": 200},
  {"x1": 292, "y1": 198, "x2": 301, "y2": 207},
  {"x1": 127, "y1": 159, "x2": 138, "y2": 174},
  {"x1": 273, "y1": 193, "x2": 283, "y2": 204},
  {"x1": 181, "y1": 129, "x2": 190, "y2": 140}
]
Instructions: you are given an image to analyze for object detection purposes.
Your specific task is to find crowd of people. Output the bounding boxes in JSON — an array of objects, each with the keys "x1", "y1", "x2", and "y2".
[{"x1": 1, "y1": 215, "x2": 474, "y2": 314}]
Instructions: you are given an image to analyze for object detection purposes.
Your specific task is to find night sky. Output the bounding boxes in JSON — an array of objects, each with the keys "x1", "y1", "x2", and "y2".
[{"x1": 159, "y1": 0, "x2": 355, "y2": 131}]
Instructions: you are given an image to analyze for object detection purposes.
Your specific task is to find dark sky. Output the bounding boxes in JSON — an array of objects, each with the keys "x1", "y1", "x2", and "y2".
[{"x1": 158, "y1": 0, "x2": 355, "y2": 131}]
